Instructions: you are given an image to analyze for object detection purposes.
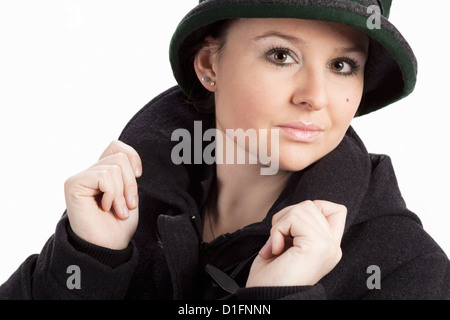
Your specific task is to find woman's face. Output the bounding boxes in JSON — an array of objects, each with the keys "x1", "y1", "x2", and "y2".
[{"x1": 202, "y1": 18, "x2": 369, "y2": 172}]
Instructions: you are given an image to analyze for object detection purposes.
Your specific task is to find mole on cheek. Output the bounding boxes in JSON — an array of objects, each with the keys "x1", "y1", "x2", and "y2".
[{"x1": 346, "y1": 98, "x2": 350, "y2": 102}]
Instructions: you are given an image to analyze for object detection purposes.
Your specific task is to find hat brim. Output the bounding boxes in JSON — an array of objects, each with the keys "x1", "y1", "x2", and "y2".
[{"x1": 169, "y1": 0, "x2": 417, "y2": 116}]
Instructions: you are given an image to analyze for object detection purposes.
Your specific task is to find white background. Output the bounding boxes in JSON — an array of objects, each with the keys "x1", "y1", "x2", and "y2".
[{"x1": 0, "y1": 1, "x2": 449, "y2": 285}]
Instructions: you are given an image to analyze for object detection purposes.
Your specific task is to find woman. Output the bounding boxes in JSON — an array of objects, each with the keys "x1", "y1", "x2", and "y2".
[{"x1": 1, "y1": 0, "x2": 449, "y2": 299}]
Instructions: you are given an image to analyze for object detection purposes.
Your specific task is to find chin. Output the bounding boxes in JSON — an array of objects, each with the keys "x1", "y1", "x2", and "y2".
[
  {"x1": 278, "y1": 158, "x2": 316, "y2": 173},
  {"x1": 276, "y1": 147, "x2": 324, "y2": 172}
]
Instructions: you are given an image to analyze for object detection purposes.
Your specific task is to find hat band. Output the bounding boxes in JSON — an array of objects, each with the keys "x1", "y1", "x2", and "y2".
[{"x1": 198, "y1": 0, "x2": 391, "y2": 18}]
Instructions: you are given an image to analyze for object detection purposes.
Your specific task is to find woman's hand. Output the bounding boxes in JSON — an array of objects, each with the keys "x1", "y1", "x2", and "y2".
[
  {"x1": 246, "y1": 200, "x2": 347, "y2": 287},
  {"x1": 64, "y1": 140, "x2": 142, "y2": 250}
]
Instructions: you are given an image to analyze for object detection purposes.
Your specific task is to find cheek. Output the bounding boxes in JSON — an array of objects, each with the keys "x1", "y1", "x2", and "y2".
[
  {"x1": 304, "y1": 81, "x2": 363, "y2": 164},
  {"x1": 215, "y1": 87, "x2": 258, "y2": 131},
  {"x1": 331, "y1": 77, "x2": 364, "y2": 120},
  {"x1": 326, "y1": 83, "x2": 363, "y2": 143},
  {"x1": 343, "y1": 86, "x2": 364, "y2": 119},
  {"x1": 215, "y1": 68, "x2": 282, "y2": 131},
  {"x1": 341, "y1": 96, "x2": 360, "y2": 119}
]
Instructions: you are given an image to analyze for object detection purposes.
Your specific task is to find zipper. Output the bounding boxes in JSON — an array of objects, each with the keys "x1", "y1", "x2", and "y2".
[
  {"x1": 190, "y1": 215, "x2": 203, "y2": 242},
  {"x1": 155, "y1": 228, "x2": 164, "y2": 249},
  {"x1": 190, "y1": 215, "x2": 231, "y2": 248}
]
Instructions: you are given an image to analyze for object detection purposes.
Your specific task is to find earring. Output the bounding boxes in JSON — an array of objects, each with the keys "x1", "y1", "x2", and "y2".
[{"x1": 202, "y1": 77, "x2": 216, "y2": 87}]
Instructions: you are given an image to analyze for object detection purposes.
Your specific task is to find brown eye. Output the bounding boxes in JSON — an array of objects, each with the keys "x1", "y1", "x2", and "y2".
[
  {"x1": 328, "y1": 58, "x2": 358, "y2": 76},
  {"x1": 331, "y1": 60, "x2": 345, "y2": 72},
  {"x1": 265, "y1": 47, "x2": 297, "y2": 66},
  {"x1": 274, "y1": 52, "x2": 288, "y2": 63}
]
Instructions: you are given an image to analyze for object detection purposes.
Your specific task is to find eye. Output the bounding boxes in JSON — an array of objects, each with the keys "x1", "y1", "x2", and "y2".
[
  {"x1": 331, "y1": 61, "x2": 346, "y2": 72},
  {"x1": 266, "y1": 47, "x2": 297, "y2": 66},
  {"x1": 330, "y1": 60, "x2": 351, "y2": 73},
  {"x1": 328, "y1": 58, "x2": 360, "y2": 76},
  {"x1": 273, "y1": 52, "x2": 290, "y2": 63}
]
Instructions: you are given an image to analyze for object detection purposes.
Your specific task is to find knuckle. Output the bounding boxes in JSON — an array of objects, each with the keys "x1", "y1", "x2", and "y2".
[
  {"x1": 64, "y1": 175, "x2": 75, "y2": 191},
  {"x1": 102, "y1": 140, "x2": 119, "y2": 156},
  {"x1": 301, "y1": 200, "x2": 315, "y2": 208},
  {"x1": 269, "y1": 225, "x2": 279, "y2": 237},
  {"x1": 271, "y1": 208, "x2": 286, "y2": 225},
  {"x1": 125, "y1": 180, "x2": 138, "y2": 194},
  {"x1": 106, "y1": 151, "x2": 128, "y2": 167},
  {"x1": 108, "y1": 139, "x2": 121, "y2": 149},
  {"x1": 98, "y1": 168, "x2": 112, "y2": 182},
  {"x1": 64, "y1": 174, "x2": 87, "y2": 201},
  {"x1": 115, "y1": 151, "x2": 129, "y2": 162},
  {"x1": 109, "y1": 164, "x2": 122, "y2": 175},
  {"x1": 114, "y1": 152, "x2": 137, "y2": 173},
  {"x1": 64, "y1": 172, "x2": 84, "y2": 193},
  {"x1": 271, "y1": 214, "x2": 278, "y2": 226},
  {"x1": 339, "y1": 204, "x2": 348, "y2": 213},
  {"x1": 288, "y1": 204, "x2": 302, "y2": 215},
  {"x1": 289, "y1": 205, "x2": 307, "y2": 219},
  {"x1": 287, "y1": 213, "x2": 302, "y2": 225},
  {"x1": 294, "y1": 200, "x2": 314, "y2": 213},
  {"x1": 109, "y1": 166, "x2": 124, "y2": 186}
]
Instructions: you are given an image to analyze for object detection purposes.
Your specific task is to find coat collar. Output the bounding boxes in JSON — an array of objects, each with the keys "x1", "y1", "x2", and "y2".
[
  {"x1": 120, "y1": 86, "x2": 215, "y2": 218},
  {"x1": 120, "y1": 86, "x2": 371, "y2": 225},
  {"x1": 119, "y1": 86, "x2": 373, "y2": 298},
  {"x1": 266, "y1": 126, "x2": 372, "y2": 232}
]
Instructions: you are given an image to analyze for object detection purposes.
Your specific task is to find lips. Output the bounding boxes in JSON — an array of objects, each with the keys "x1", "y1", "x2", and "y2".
[{"x1": 277, "y1": 121, "x2": 324, "y2": 143}]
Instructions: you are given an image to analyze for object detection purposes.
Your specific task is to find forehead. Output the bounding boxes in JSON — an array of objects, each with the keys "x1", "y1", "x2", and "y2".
[{"x1": 226, "y1": 18, "x2": 369, "y2": 49}]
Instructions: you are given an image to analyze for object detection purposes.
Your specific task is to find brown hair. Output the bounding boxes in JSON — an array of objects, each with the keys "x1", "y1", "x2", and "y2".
[{"x1": 178, "y1": 19, "x2": 235, "y2": 114}]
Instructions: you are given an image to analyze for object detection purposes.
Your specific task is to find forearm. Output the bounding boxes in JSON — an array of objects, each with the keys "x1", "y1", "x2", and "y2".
[{"x1": 0, "y1": 215, "x2": 138, "y2": 300}]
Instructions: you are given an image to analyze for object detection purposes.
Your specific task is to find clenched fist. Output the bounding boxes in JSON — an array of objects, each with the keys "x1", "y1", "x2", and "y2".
[
  {"x1": 64, "y1": 140, "x2": 142, "y2": 250},
  {"x1": 247, "y1": 200, "x2": 347, "y2": 287}
]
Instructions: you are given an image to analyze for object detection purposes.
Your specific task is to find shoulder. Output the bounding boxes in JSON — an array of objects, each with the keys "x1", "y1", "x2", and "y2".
[
  {"x1": 339, "y1": 154, "x2": 450, "y2": 298},
  {"x1": 361, "y1": 153, "x2": 411, "y2": 219},
  {"x1": 119, "y1": 86, "x2": 213, "y2": 144},
  {"x1": 120, "y1": 86, "x2": 191, "y2": 142}
]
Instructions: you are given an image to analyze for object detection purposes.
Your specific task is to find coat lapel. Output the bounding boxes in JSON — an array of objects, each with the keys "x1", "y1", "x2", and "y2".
[
  {"x1": 267, "y1": 126, "x2": 372, "y2": 233},
  {"x1": 119, "y1": 86, "x2": 374, "y2": 298},
  {"x1": 157, "y1": 212, "x2": 200, "y2": 299}
]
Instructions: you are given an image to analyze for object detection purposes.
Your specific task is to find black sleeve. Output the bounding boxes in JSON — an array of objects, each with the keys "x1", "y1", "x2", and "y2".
[
  {"x1": 362, "y1": 251, "x2": 450, "y2": 300},
  {"x1": 66, "y1": 223, "x2": 133, "y2": 269},
  {"x1": 0, "y1": 214, "x2": 139, "y2": 300}
]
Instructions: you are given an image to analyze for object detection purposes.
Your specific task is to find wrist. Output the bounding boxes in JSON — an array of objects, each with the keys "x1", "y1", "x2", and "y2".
[{"x1": 66, "y1": 223, "x2": 133, "y2": 268}]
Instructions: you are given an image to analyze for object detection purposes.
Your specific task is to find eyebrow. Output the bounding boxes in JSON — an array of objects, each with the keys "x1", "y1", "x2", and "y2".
[
  {"x1": 253, "y1": 31, "x2": 367, "y2": 56},
  {"x1": 252, "y1": 31, "x2": 308, "y2": 46},
  {"x1": 335, "y1": 45, "x2": 368, "y2": 56}
]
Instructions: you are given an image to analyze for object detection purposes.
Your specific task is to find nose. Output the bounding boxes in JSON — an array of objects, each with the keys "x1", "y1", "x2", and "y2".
[{"x1": 291, "y1": 67, "x2": 329, "y2": 110}]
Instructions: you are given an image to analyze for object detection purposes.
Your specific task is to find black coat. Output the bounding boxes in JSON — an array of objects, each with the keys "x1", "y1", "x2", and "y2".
[{"x1": 1, "y1": 87, "x2": 449, "y2": 299}]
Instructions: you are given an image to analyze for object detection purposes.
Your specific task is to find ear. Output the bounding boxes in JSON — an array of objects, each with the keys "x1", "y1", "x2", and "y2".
[{"x1": 194, "y1": 36, "x2": 219, "y2": 92}]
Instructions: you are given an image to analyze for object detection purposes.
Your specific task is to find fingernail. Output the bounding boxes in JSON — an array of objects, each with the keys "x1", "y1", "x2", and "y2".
[
  {"x1": 131, "y1": 195, "x2": 138, "y2": 208},
  {"x1": 135, "y1": 166, "x2": 142, "y2": 177},
  {"x1": 122, "y1": 205, "x2": 130, "y2": 218},
  {"x1": 259, "y1": 240, "x2": 270, "y2": 255}
]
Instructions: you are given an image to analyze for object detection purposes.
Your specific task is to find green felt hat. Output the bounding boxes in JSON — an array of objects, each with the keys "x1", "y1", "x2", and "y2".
[{"x1": 169, "y1": 0, "x2": 417, "y2": 116}]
